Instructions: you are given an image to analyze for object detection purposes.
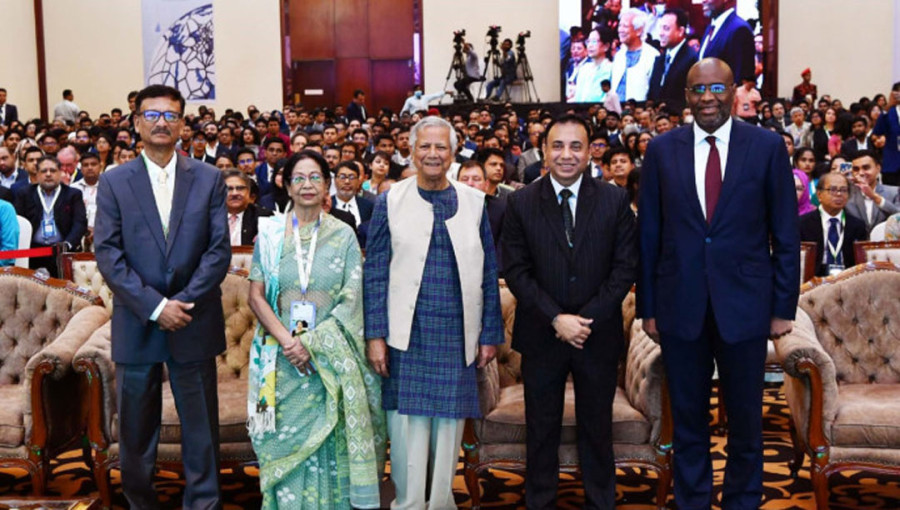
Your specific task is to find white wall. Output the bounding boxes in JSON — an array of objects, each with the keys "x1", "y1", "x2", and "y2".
[
  {"x1": 422, "y1": 0, "x2": 560, "y2": 103},
  {"x1": 779, "y1": 0, "x2": 895, "y2": 102},
  {"x1": 0, "y1": 0, "x2": 40, "y2": 121},
  {"x1": 39, "y1": 0, "x2": 283, "y2": 119}
]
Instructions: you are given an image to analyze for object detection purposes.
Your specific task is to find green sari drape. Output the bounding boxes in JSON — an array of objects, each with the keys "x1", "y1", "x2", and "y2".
[{"x1": 248, "y1": 213, "x2": 386, "y2": 509}]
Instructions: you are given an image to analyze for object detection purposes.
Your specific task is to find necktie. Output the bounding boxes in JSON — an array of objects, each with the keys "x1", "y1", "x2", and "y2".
[
  {"x1": 229, "y1": 214, "x2": 239, "y2": 244},
  {"x1": 560, "y1": 189, "x2": 574, "y2": 248},
  {"x1": 704, "y1": 136, "x2": 722, "y2": 224},
  {"x1": 661, "y1": 53, "x2": 673, "y2": 85},
  {"x1": 157, "y1": 170, "x2": 172, "y2": 236},
  {"x1": 826, "y1": 217, "x2": 841, "y2": 265}
]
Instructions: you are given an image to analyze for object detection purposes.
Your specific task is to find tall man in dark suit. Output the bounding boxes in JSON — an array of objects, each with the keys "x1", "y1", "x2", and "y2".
[
  {"x1": 0, "y1": 88, "x2": 18, "y2": 126},
  {"x1": 94, "y1": 85, "x2": 231, "y2": 509},
  {"x1": 502, "y1": 114, "x2": 638, "y2": 509},
  {"x1": 638, "y1": 59, "x2": 799, "y2": 510},
  {"x1": 346, "y1": 89, "x2": 368, "y2": 124},
  {"x1": 648, "y1": 8, "x2": 698, "y2": 112},
  {"x1": 800, "y1": 172, "x2": 868, "y2": 276},
  {"x1": 15, "y1": 156, "x2": 87, "y2": 276},
  {"x1": 697, "y1": 0, "x2": 754, "y2": 85}
]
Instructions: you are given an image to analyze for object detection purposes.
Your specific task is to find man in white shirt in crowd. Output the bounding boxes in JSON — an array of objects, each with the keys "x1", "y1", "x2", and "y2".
[
  {"x1": 71, "y1": 152, "x2": 102, "y2": 247},
  {"x1": 400, "y1": 86, "x2": 452, "y2": 117},
  {"x1": 611, "y1": 8, "x2": 659, "y2": 102},
  {"x1": 53, "y1": 89, "x2": 80, "y2": 124},
  {"x1": 845, "y1": 150, "x2": 900, "y2": 234},
  {"x1": 331, "y1": 160, "x2": 374, "y2": 228}
]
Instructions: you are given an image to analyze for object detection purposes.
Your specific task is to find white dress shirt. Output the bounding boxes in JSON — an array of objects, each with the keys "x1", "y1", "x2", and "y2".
[
  {"x1": 819, "y1": 207, "x2": 844, "y2": 263},
  {"x1": 142, "y1": 151, "x2": 177, "y2": 321},
  {"x1": 0, "y1": 169, "x2": 20, "y2": 189},
  {"x1": 550, "y1": 173, "x2": 583, "y2": 227},
  {"x1": 228, "y1": 211, "x2": 245, "y2": 246},
  {"x1": 699, "y1": 7, "x2": 735, "y2": 58},
  {"x1": 335, "y1": 196, "x2": 362, "y2": 226},
  {"x1": 70, "y1": 179, "x2": 99, "y2": 228},
  {"x1": 693, "y1": 117, "x2": 732, "y2": 219}
]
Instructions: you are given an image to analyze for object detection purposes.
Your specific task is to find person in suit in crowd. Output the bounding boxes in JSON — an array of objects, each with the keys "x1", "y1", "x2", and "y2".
[
  {"x1": 331, "y1": 160, "x2": 373, "y2": 228},
  {"x1": 502, "y1": 113, "x2": 638, "y2": 509},
  {"x1": 844, "y1": 150, "x2": 899, "y2": 234},
  {"x1": 697, "y1": 0, "x2": 755, "y2": 85},
  {"x1": 800, "y1": 172, "x2": 868, "y2": 276},
  {"x1": 15, "y1": 156, "x2": 87, "y2": 277},
  {"x1": 840, "y1": 116, "x2": 872, "y2": 160},
  {"x1": 255, "y1": 137, "x2": 287, "y2": 199},
  {"x1": 94, "y1": 84, "x2": 231, "y2": 509},
  {"x1": 0, "y1": 88, "x2": 18, "y2": 126},
  {"x1": 517, "y1": 122, "x2": 544, "y2": 180},
  {"x1": 648, "y1": 8, "x2": 698, "y2": 112},
  {"x1": 638, "y1": 58, "x2": 799, "y2": 510},
  {"x1": 346, "y1": 89, "x2": 368, "y2": 124},
  {"x1": 0, "y1": 146, "x2": 28, "y2": 190},
  {"x1": 872, "y1": 81, "x2": 900, "y2": 185},
  {"x1": 188, "y1": 130, "x2": 216, "y2": 165},
  {"x1": 457, "y1": 159, "x2": 506, "y2": 272},
  {"x1": 223, "y1": 170, "x2": 272, "y2": 246}
]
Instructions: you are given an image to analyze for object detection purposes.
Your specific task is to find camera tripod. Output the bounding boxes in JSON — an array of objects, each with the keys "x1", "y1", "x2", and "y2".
[
  {"x1": 515, "y1": 44, "x2": 540, "y2": 103},
  {"x1": 442, "y1": 41, "x2": 468, "y2": 103},
  {"x1": 477, "y1": 36, "x2": 504, "y2": 101}
]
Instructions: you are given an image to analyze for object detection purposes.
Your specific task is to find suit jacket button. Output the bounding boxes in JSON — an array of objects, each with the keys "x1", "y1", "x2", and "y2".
[{"x1": 705, "y1": 237, "x2": 712, "y2": 244}]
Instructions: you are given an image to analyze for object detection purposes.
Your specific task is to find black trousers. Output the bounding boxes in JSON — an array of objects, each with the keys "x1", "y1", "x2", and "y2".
[
  {"x1": 116, "y1": 358, "x2": 221, "y2": 510},
  {"x1": 454, "y1": 76, "x2": 480, "y2": 102},
  {"x1": 660, "y1": 302, "x2": 767, "y2": 510},
  {"x1": 521, "y1": 336, "x2": 622, "y2": 510}
]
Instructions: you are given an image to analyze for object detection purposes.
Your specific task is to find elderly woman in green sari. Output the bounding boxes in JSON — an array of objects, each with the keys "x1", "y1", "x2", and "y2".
[{"x1": 247, "y1": 150, "x2": 386, "y2": 509}]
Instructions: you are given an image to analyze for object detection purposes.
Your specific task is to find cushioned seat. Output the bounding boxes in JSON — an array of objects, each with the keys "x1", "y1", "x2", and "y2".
[
  {"x1": 776, "y1": 262, "x2": 900, "y2": 510},
  {"x1": 0, "y1": 384, "x2": 25, "y2": 448}
]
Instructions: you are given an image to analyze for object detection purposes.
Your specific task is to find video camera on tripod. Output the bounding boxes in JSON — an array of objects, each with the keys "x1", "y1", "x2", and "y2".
[
  {"x1": 516, "y1": 30, "x2": 531, "y2": 49},
  {"x1": 486, "y1": 25, "x2": 502, "y2": 47},
  {"x1": 453, "y1": 29, "x2": 466, "y2": 46}
]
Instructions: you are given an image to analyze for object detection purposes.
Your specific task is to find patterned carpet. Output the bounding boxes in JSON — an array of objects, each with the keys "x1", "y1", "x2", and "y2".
[{"x1": 1, "y1": 387, "x2": 898, "y2": 509}]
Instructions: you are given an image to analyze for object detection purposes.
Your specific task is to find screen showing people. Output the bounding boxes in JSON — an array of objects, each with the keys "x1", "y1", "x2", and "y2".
[{"x1": 560, "y1": 0, "x2": 763, "y2": 106}]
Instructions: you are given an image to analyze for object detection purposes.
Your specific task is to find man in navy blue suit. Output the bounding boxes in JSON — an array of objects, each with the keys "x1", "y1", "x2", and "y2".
[
  {"x1": 648, "y1": 8, "x2": 698, "y2": 112},
  {"x1": 873, "y1": 81, "x2": 900, "y2": 185},
  {"x1": 697, "y1": 0, "x2": 754, "y2": 86},
  {"x1": 94, "y1": 84, "x2": 231, "y2": 509},
  {"x1": 638, "y1": 58, "x2": 799, "y2": 510}
]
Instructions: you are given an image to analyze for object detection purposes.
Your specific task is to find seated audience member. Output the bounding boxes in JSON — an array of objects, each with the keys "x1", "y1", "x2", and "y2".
[
  {"x1": 235, "y1": 148, "x2": 258, "y2": 180},
  {"x1": 70, "y1": 152, "x2": 102, "y2": 247},
  {"x1": 224, "y1": 170, "x2": 271, "y2": 246},
  {"x1": 800, "y1": 172, "x2": 868, "y2": 276},
  {"x1": 785, "y1": 107, "x2": 810, "y2": 148},
  {"x1": 259, "y1": 116, "x2": 291, "y2": 160},
  {"x1": 14, "y1": 156, "x2": 87, "y2": 277},
  {"x1": 587, "y1": 132, "x2": 609, "y2": 178},
  {"x1": 11, "y1": 146, "x2": 43, "y2": 196},
  {"x1": 392, "y1": 127, "x2": 412, "y2": 167},
  {"x1": 362, "y1": 151, "x2": 391, "y2": 194},
  {"x1": 476, "y1": 148, "x2": 512, "y2": 198},
  {"x1": 457, "y1": 159, "x2": 505, "y2": 269},
  {"x1": 189, "y1": 130, "x2": 216, "y2": 164},
  {"x1": 885, "y1": 212, "x2": 900, "y2": 241},
  {"x1": 289, "y1": 131, "x2": 308, "y2": 154},
  {"x1": 0, "y1": 198, "x2": 18, "y2": 265},
  {"x1": 323, "y1": 146, "x2": 340, "y2": 171},
  {"x1": 845, "y1": 150, "x2": 899, "y2": 234},
  {"x1": 215, "y1": 154, "x2": 235, "y2": 171},
  {"x1": 255, "y1": 137, "x2": 287, "y2": 197},
  {"x1": 840, "y1": 116, "x2": 870, "y2": 159},
  {"x1": 0, "y1": 146, "x2": 28, "y2": 189},
  {"x1": 793, "y1": 169, "x2": 816, "y2": 216},
  {"x1": 332, "y1": 160, "x2": 373, "y2": 229},
  {"x1": 602, "y1": 146, "x2": 635, "y2": 187}
]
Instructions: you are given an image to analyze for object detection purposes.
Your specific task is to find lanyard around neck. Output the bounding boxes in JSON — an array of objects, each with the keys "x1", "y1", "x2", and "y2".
[{"x1": 291, "y1": 212, "x2": 321, "y2": 297}]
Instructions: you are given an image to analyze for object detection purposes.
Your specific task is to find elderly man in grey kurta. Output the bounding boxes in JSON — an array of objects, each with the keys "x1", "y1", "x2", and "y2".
[{"x1": 364, "y1": 115, "x2": 503, "y2": 509}]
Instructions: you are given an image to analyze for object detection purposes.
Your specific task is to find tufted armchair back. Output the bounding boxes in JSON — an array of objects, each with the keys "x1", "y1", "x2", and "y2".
[
  {"x1": 853, "y1": 241, "x2": 900, "y2": 267},
  {"x1": 229, "y1": 246, "x2": 254, "y2": 272},
  {"x1": 798, "y1": 269, "x2": 900, "y2": 385},
  {"x1": 0, "y1": 269, "x2": 98, "y2": 385},
  {"x1": 216, "y1": 271, "x2": 256, "y2": 380}
]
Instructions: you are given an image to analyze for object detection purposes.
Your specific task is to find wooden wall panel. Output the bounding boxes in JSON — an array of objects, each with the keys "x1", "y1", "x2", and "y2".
[
  {"x1": 335, "y1": 58, "x2": 371, "y2": 110},
  {"x1": 368, "y1": 0, "x2": 414, "y2": 59},
  {"x1": 334, "y1": 0, "x2": 369, "y2": 58},
  {"x1": 371, "y1": 60, "x2": 415, "y2": 115},
  {"x1": 293, "y1": 61, "x2": 335, "y2": 109},
  {"x1": 290, "y1": 0, "x2": 334, "y2": 59}
]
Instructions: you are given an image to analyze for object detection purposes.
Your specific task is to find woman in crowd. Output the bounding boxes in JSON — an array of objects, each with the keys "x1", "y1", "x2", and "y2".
[
  {"x1": 574, "y1": 28, "x2": 614, "y2": 103},
  {"x1": 634, "y1": 131, "x2": 653, "y2": 168},
  {"x1": 241, "y1": 127, "x2": 261, "y2": 155},
  {"x1": 361, "y1": 151, "x2": 391, "y2": 194},
  {"x1": 808, "y1": 109, "x2": 832, "y2": 162},
  {"x1": 94, "y1": 132, "x2": 114, "y2": 171},
  {"x1": 793, "y1": 169, "x2": 816, "y2": 216},
  {"x1": 247, "y1": 150, "x2": 385, "y2": 510},
  {"x1": 215, "y1": 154, "x2": 235, "y2": 170},
  {"x1": 793, "y1": 147, "x2": 819, "y2": 206}
]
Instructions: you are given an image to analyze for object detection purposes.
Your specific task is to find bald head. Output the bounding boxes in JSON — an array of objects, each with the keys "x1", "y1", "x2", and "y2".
[{"x1": 686, "y1": 58, "x2": 735, "y2": 133}]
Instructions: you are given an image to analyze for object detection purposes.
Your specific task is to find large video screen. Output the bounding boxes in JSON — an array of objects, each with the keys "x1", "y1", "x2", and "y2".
[{"x1": 560, "y1": 0, "x2": 762, "y2": 107}]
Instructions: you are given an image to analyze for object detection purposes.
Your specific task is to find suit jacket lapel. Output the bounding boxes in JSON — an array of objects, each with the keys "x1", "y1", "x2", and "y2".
[
  {"x1": 710, "y1": 121, "x2": 750, "y2": 228},
  {"x1": 539, "y1": 177, "x2": 572, "y2": 254},
  {"x1": 127, "y1": 160, "x2": 167, "y2": 256},
  {"x1": 573, "y1": 177, "x2": 598, "y2": 253},
  {"x1": 166, "y1": 154, "x2": 195, "y2": 256},
  {"x1": 675, "y1": 128, "x2": 706, "y2": 224}
]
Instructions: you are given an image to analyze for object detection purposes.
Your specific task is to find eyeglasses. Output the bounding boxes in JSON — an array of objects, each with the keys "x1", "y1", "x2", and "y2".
[
  {"x1": 226, "y1": 185, "x2": 249, "y2": 193},
  {"x1": 335, "y1": 174, "x2": 357, "y2": 181},
  {"x1": 590, "y1": 142, "x2": 607, "y2": 149},
  {"x1": 290, "y1": 174, "x2": 324, "y2": 186},
  {"x1": 140, "y1": 110, "x2": 182, "y2": 123},
  {"x1": 821, "y1": 187, "x2": 849, "y2": 195},
  {"x1": 686, "y1": 83, "x2": 729, "y2": 95},
  {"x1": 237, "y1": 158, "x2": 256, "y2": 165}
]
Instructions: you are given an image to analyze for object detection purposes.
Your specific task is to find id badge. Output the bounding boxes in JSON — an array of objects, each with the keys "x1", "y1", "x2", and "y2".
[
  {"x1": 827, "y1": 264, "x2": 845, "y2": 277},
  {"x1": 41, "y1": 218, "x2": 56, "y2": 239},
  {"x1": 290, "y1": 300, "x2": 317, "y2": 335}
]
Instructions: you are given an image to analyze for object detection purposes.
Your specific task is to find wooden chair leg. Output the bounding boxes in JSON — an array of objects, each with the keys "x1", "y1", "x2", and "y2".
[
  {"x1": 94, "y1": 453, "x2": 113, "y2": 510},
  {"x1": 811, "y1": 467, "x2": 830, "y2": 510},
  {"x1": 29, "y1": 462, "x2": 47, "y2": 496},
  {"x1": 788, "y1": 420, "x2": 805, "y2": 478},
  {"x1": 656, "y1": 467, "x2": 671, "y2": 510},
  {"x1": 464, "y1": 465, "x2": 481, "y2": 510}
]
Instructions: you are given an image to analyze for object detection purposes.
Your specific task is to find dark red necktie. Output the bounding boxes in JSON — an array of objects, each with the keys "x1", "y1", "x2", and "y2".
[{"x1": 704, "y1": 135, "x2": 722, "y2": 224}]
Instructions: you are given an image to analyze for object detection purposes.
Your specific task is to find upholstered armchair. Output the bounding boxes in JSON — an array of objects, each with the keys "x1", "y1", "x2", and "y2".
[
  {"x1": 462, "y1": 284, "x2": 672, "y2": 509},
  {"x1": 72, "y1": 269, "x2": 257, "y2": 508},
  {"x1": 775, "y1": 262, "x2": 900, "y2": 510},
  {"x1": 854, "y1": 240, "x2": 900, "y2": 266},
  {"x1": 0, "y1": 266, "x2": 107, "y2": 494}
]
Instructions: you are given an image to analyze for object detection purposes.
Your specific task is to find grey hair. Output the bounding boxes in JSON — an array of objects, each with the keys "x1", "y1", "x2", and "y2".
[
  {"x1": 622, "y1": 8, "x2": 648, "y2": 32},
  {"x1": 409, "y1": 116, "x2": 458, "y2": 154},
  {"x1": 790, "y1": 107, "x2": 804, "y2": 117}
]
